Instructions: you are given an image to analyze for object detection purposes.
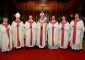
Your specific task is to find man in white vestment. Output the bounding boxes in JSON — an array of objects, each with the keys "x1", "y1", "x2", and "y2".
[
  {"x1": 0, "y1": 17, "x2": 12, "y2": 52},
  {"x1": 36, "y1": 12, "x2": 47, "y2": 48},
  {"x1": 11, "y1": 12, "x2": 24, "y2": 49},
  {"x1": 47, "y1": 16, "x2": 59, "y2": 49},
  {"x1": 70, "y1": 14, "x2": 84, "y2": 50},
  {"x1": 25, "y1": 15, "x2": 37, "y2": 47},
  {"x1": 59, "y1": 16, "x2": 70, "y2": 49}
]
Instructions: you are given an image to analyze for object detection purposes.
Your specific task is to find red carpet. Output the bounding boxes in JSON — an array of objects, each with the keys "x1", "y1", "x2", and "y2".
[{"x1": 0, "y1": 48, "x2": 85, "y2": 60}]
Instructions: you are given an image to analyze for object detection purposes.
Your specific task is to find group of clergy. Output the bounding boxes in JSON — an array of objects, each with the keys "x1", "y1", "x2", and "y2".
[{"x1": 0, "y1": 12, "x2": 84, "y2": 52}]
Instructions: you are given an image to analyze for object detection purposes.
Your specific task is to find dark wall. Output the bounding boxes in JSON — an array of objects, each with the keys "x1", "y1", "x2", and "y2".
[
  {"x1": 0, "y1": 0, "x2": 85, "y2": 23},
  {"x1": 0, "y1": 0, "x2": 85, "y2": 38}
]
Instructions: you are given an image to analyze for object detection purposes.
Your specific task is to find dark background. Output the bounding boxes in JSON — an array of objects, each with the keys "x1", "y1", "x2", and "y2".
[
  {"x1": 0, "y1": 0, "x2": 85, "y2": 38},
  {"x1": 0, "y1": 0, "x2": 85, "y2": 23}
]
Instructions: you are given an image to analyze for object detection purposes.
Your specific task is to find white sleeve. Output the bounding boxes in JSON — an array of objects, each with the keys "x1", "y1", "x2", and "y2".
[
  {"x1": 64, "y1": 23, "x2": 70, "y2": 30},
  {"x1": 70, "y1": 21, "x2": 74, "y2": 28},
  {"x1": 11, "y1": 21, "x2": 16, "y2": 30},
  {"x1": 58, "y1": 23, "x2": 62, "y2": 30},
  {"x1": 76, "y1": 20, "x2": 84, "y2": 31},
  {"x1": 0, "y1": 25, "x2": 6, "y2": 33},
  {"x1": 46, "y1": 23, "x2": 50, "y2": 31},
  {"x1": 20, "y1": 22, "x2": 25, "y2": 31},
  {"x1": 24, "y1": 22, "x2": 29, "y2": 30}
]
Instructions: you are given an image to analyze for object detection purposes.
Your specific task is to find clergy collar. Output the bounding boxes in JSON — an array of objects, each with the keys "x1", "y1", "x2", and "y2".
[
  {"x1": 61, "y1": 21, "x2": 67, "y2": 24},
  {"x1": 61, "y1": 20, "x2": 67, "y2": 22},
  {"x1": 28, "y1": 20, "x2": 34, "y2": 23},
  {"x1": 74, "y1": 18, "x2": 80, "y2": 21},
  {"x1": 28, "y1": 20, "x2": 34, "y2": 21},
  {"x1": 15, "y1": 20, "x2": 21, "y2": 23},
  {"x1": 2, "y1": 23, "x2": 9, "y2": 28},
  {"x1": 2, "y1": 22, "x2": 8, "y2": 24},
  {"x1": 50, "y1": 20, "x2": 57, "y2": 24},
  {"x1": 39, "y1": 19, "x2": 45, "y2": 23}
]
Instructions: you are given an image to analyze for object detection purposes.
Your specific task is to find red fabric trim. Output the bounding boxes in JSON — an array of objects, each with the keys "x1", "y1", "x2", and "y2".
[
  {"x1": 2, "y1": 24, "x2": 10, "y2": 48},
  {"x1": 28, "y1": 20, "x2": 34, "y2": 45},
  {"x1": 72, "y1": 19, "x2": 80, "y2": 45},
  {"x1": 61, "y1": 21, "x2": 67, "y2": 47}
]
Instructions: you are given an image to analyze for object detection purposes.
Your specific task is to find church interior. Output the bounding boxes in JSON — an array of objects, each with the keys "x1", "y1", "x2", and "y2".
[
  {"x1": 0, "y1": 0, "x2": 85, "y2": 60},
  {"x1": 0, "y1": 0, "x2": 85, "y2": 23}
]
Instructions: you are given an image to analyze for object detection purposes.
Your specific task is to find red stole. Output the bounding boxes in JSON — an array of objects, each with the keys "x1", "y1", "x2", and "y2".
[
  {"x1": 73, "y1": 19, "x2": 80, "y2": 45},
  {"x1": 39, "y1": 20, "x2": 45, "y2": 46},
  {"x1": 61, "y1": 21, "x2": 67, "y2": 47},
  {"x1": 15, "y1": 21, "x2": 21, "y2": 47},
  {"x1": 27, "y1": 20, "x2": 34, "y2": 45},
  {"x1": 50, "y1": 20, "x2": 57, "y2": 46},
  {"x1": 2, "y1": 23, "x2": 10, "y2": 48}
]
